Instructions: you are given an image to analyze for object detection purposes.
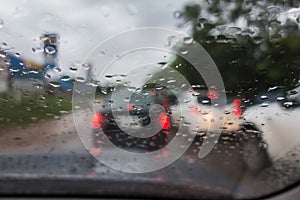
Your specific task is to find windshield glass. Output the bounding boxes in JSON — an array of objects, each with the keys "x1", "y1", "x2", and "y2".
[{"x1": 0, "y1": 0, "x2": 300, "y2": 199}]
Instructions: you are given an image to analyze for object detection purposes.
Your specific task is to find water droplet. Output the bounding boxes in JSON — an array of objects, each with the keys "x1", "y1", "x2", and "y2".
[
  {"x1": 183, "y1": 98, "x2": 191, "y2": 103},
  {"x1": 69, "y1": 67, "x2": 78, "y2": 73},
  {"x1": 183, "y1": 36, "x2": 194, "y2": 44},
  {"x1": 44, "y1": 73, "x2": 51, "y2": 79},
  {"x1": 183, "y1": 122, "x2": 191, "y2": 127},
  {"x1": 276, "y1": 96, "x2": 285, "y2": 101},
  {"x1": 128, "y1": 86, "x2": 137, "y2": 92},
  {"x1": 9, "y1": 67, "x2": 20, "y2": 73},
  {"x1": 99, "y1": 50, "x2": 106, "y2": 56},
  {"x1": 100, "y1": 88, "x2": 107, "y2": 95},
  {"x1": 283, "y1": 101, "x2": 294, "y2": 107},
  {"x1": 45, "y1": 46, "x2": 56, "y2": 55},
  {"x1": 260, "y1": 102, "x2": 269, "y2": 107},
  {"x1": 198, "y1": 17, "x2": 208, "y2": 24},
  {"x1": 61, "y1": 75, "x2": 70, "y2": 82},
  {"x1": 0, "y1": 51, "x2": 6, "y2": 58},
  {"x1": 158, "y1": 76, "x2": 165, "y2": 81},
  {"x1": 105, "y1": 74, "x2": 113, "y2": 79},
  {"x1": 82, "y1": 63, "x2": 90, "y2": 70},
  {"x1": 32, "y1": 47, "x2": 44, "y2": 53},
  {"x1": 179, "y1": 47, "x2": 188, "y2": 55},
  {"x1": 59, "y1": 110, "x2": 69, "y2": 114},
  {"x1": 158, "y1": 62, "x2": 168, "y2": 70},
  {"x1": 173, "y1": 11, "x2": 182, "y2": 18},
  {"x1": 31, "y1": 117, "x2": 38, "y2": 121},
  {"x1": 49, "y1": 81, "x2": 61, "y2": 88},
  {"x1": 252, "y1": 36, "x2": 264, "y2": 44},
  {"x1": 260, "y1": 95, "x2": 268, "y2": 100},
  {"x1": 216, "y1": 35, "x2": 233, "y2": 43},
  {"x1": 224, "y1": 110, "x2": 231, "y2": 115},
  {"x1": 202, "y1": 100, "x2": 210, "y2": 104},
  {"x1": 3, "y1": 59, "x2": 10, "y2": 66},
  {"x1": 167, "y1": 79, "x2": 176, "y2": 83},
  {"x1": 76, "y1": 77, "x2": 85, "y2": 82},
  {"x1": 0, "y1": 19, "x2": 4, "y2": 29},
  {"x1": 225, "y1": 27, "x2": 242, "y2": 35},
  {"x1": 87, "y1": 80, "x2": 99, "y2": 87},
  {"x1": 268, "y1": 86, "x2": 280, "y2": 92},
  {"x1": 53, "y1": 66, "x2": 62, "y2": 73}
]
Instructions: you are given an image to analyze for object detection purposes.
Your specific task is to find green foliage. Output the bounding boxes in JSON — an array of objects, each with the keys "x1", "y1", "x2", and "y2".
[
  {"x1": 170, "y1": 1, "x2": 300, "y2": 99},
  {"x1": 0, "y1": 94, "x2": 72, "y2": 129}
]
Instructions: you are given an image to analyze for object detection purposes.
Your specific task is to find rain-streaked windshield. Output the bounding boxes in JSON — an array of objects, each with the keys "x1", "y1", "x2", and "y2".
[{"x1": 0, "y1": 0, "x2": 300, "y2": 199}]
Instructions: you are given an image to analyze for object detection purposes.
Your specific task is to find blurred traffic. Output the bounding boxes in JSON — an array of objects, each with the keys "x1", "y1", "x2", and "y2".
[{"x1": 0, "y1": 0, "x2": 300, "y2": 198}]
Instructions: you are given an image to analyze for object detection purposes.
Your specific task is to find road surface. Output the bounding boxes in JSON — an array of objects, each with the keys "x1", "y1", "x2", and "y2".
[{"x1": 0, "y1": 112, "x2": 299, "y2": 198}]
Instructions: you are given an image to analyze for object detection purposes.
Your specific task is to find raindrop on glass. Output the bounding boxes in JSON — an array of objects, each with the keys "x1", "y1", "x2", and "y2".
[
  {"x1": 49, "y1": 81, "x2": 61, "y2": 88},
  {"x1": 183, "y1": 36, "x2": 194, "y2": 44},
  {"x1": 45, "y1": 46, "x2": 56, "y2": 55},
  {"x1": 76, "y1": 77, "x2": 85, "y2": 82},
  {"x1": 179, "y1": 47, "x2": 188, "y2": 55},
  {"x1": 260, "y1": 102, "x2": 269, "y2": 107},
  {"x1": 61, "y1": 75, "x2": 70, "y2": 82},
  {"x1": 69, "y1": 67, "x2": 78, "y2": 73},
  {"x1": 32, "y1": 47, "x2": 44, "y2": 53},
  {"x1": 173, "y1": 11, "x2": 182, "y2": 18},
  {"x1": 53, "y1": 66, "x2": 62, "y2": 73},
  {"x1": 260, "y1": 95, "x2": 268, "y2": 100},
  {"x1": 276, "y1": 96, "x2": 285, "y2": 101},
  {"x1": 0, "y1": 19, "x2": 4, "y2": 29}
]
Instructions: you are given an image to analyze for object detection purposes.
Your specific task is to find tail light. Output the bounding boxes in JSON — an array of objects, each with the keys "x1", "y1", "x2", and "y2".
[
  {"x1": 91, "y1": 113, "x2": 103, "y2": 129},
  {"x1": 233, "y1": 99, "x2": 242, "y2": 117},
  {"x1": 207, "y1": 91, "x2": 219, "y2": 100},
  {"x1": 128, "y1": 103, "x2": 135, "y2": 112},
  {"x1": 159, "y1": 112, "x2": 171, "y2": 130}
]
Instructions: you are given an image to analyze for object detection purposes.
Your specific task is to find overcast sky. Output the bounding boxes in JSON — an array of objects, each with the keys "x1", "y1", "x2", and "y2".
[
  {"x1": 0, "y1": 0, "x2": 188, "y2": 70},
  {"x1": 0, "y1": 0, "x2": 298, "y2": 84}
]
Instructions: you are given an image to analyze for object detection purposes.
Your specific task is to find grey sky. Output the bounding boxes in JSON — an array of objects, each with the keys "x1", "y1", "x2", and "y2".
[
  {"x1": 0, "y1": 0, "x2": 298, "y2": 83},
  {"x1": 0, "y1": 0, "x2": 188, "y2": 71}
]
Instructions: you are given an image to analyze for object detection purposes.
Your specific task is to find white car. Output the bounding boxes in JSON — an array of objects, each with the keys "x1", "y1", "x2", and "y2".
[
  {"x1": 170, "y1": 89, "x2": 242, "y2": 135},
  {"x1": 171, "y1": 89, "x2": 274, "y2": 173},
  {"x1": 243, "y1": 86, "x2": 300, "y2": 161}
]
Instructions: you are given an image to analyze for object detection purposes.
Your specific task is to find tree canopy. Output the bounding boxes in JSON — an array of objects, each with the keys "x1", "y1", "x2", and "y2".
[{"x1": 170, "y1": 0, "x2": 300, "y2": 100}]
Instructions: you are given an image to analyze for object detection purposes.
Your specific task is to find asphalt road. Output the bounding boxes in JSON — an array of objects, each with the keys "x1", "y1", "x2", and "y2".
[{"x1": 0, "y1": 113, "x2": 299, "y2": 198}]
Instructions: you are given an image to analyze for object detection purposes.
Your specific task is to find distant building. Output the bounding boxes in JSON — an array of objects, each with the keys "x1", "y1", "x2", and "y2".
[{"x1": 0, "y1": 33, "x2": 73, "y2": 97}]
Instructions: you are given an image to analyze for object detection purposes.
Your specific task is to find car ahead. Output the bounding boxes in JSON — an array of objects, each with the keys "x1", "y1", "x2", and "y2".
[
  {"x1": 90, "y1": 85, "x2": 178, "y2": 152},
  {"x1": 169, "y1": 87, "x2": 272, "y2": 173},
  {"x1": 243, "y1": 86, "x2": 300, "y2": 162},
  {"x1": 170, "y1": 87, "x2": 243, "y2": 134}
]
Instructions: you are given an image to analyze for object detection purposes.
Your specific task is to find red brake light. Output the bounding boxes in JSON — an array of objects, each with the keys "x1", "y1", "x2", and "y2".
[
  {"x1": 233, "y1": 99, "x2": 241, "y2": 107},
  {"x1": 207, "y1": 91, "x2": 218, "y2": 99},
  {"x1": 159, "y1": 112, "x2": 170, "y2": 130},
  {"x1": 233, "y1": 98, "x2": 242, "y2": 117},
  {"x1": 91, "y1": 113, "x2": 103, "y2": 128},
  {"x1": 233, "y1": 107, "x2": 242, "y2": 117},
  {"x1": 128, "y1": 103, "x2": 135, "y2": 111}
]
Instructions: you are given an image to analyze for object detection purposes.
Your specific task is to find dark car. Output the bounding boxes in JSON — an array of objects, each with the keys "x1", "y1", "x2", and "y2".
[{"x1": 91, "y1": 85, "x2": 178, "y2": 152}]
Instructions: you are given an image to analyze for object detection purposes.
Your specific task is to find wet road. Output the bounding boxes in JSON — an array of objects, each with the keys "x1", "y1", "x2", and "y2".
[{"x1": 0, "y1": 113, "x2": 299, "y2": 198}]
